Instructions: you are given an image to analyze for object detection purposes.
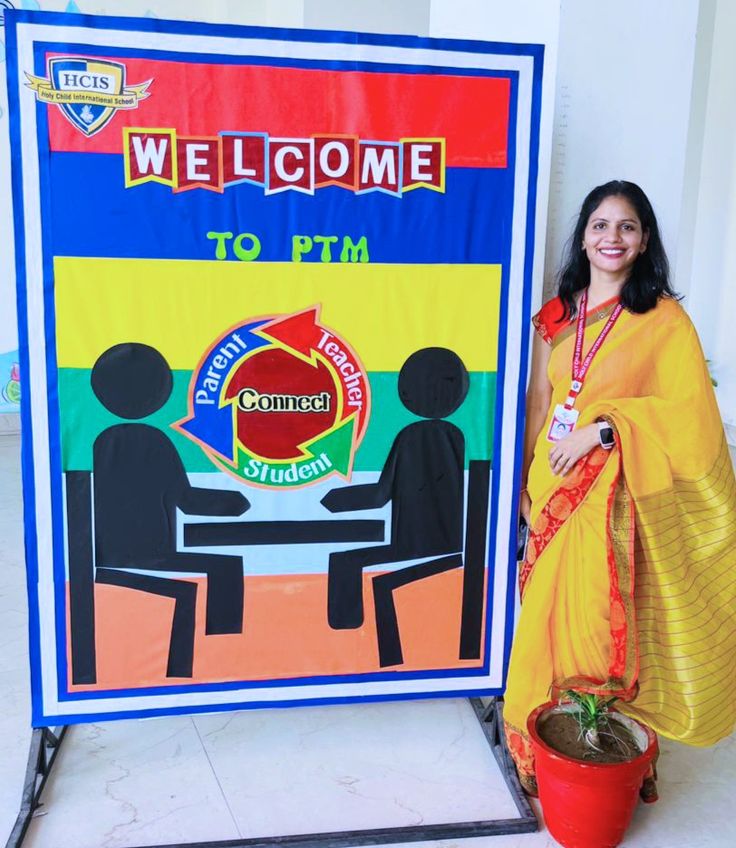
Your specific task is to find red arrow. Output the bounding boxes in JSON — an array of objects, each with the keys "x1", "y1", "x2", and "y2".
[{"x1": 257, "y1": 306, "x2": 323, "y2": 359}]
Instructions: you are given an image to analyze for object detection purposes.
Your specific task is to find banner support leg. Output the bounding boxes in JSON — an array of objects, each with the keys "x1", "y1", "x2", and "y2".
[{"x1": 5, "y1": 725, "x2": 68, "y2": 848}]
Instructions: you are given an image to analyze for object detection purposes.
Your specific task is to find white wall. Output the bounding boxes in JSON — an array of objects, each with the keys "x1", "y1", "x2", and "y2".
[
  {"x1": 682, "y1": 0, "x2": 736, "y2": 435},
  {"x1": 545, "y1": 0, "x2": 700, "y2": 297}
]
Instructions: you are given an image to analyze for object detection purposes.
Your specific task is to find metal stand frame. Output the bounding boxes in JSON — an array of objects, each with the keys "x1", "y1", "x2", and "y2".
[
  {"x1": 5, "y1": 698, "x2": 537, "y2": 848},
  {"x1": 5, "y1": 726, "x2": 68, "y2": 848}
]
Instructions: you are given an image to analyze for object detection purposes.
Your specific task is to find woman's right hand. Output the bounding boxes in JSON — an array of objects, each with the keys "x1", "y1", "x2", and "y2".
[{"x1": 519, "y1": 489, "x2": 532, "y2": 526}]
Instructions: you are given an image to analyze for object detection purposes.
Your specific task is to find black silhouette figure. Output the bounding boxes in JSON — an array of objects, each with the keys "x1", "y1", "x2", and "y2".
[
  {"x1": 323, "y1": 347, "x2": 489, "y2": 667},
  {"x1": 68, "y1": 343, "x2": 249, "y2": 682}
]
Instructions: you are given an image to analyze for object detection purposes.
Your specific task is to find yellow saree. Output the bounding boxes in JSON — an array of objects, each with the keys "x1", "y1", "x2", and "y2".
[{"x1": 504, "y1": 295, "x2": 736, "y2": 785}]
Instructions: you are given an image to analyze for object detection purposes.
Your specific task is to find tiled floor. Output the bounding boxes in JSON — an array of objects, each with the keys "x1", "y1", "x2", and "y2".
[{"x1": 0, "y1": 432, "x2": 734, "y2": 848}]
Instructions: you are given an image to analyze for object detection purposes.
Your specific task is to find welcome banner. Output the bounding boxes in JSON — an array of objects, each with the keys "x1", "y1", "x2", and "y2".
[{"x1": 6, "y1": 10, "x2": 544, "y2": 725}]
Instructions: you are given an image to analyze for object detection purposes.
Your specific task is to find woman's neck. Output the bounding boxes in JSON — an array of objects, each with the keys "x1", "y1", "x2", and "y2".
[{"x1": 586, "y1": 270, "x2": 625, "y2": 309}]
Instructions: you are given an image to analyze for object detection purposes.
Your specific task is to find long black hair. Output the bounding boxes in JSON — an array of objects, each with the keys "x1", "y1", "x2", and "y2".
[{"x1": 557, "y1": 180, "x2": 677, "y2": 319}]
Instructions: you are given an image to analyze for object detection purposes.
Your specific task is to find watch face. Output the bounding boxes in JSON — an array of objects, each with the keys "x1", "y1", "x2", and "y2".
[{"x1": 601, "y1": 426, "x2": 614, "y2": 445}]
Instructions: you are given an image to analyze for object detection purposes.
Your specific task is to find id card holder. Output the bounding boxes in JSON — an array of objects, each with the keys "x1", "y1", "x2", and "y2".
[{"x1": 547, "y1": 404, "x2": 579, "y2": 442}]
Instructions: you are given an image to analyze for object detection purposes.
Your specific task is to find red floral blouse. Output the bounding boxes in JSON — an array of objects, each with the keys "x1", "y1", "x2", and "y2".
[{"x1": 531, "y1": 296, "x2": 570, "y2": 344}]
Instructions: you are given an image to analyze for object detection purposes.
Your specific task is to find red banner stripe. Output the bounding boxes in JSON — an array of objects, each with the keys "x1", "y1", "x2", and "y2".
[{"x1": 45, "y1": 55, "x2": 510, "y2": 167}]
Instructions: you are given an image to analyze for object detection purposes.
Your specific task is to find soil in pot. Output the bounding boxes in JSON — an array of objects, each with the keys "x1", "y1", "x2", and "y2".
[{"x1": 537, "y1": 711, "x2": 640, "y2": 763}]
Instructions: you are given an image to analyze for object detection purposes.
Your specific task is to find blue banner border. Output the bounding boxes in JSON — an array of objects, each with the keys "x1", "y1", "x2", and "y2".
[{"x1": 6, "y1": 9, "x2": 542, "y2": 726}]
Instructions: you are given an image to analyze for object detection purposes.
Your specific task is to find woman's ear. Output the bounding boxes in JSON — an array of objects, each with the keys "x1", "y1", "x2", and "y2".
[{"x1": 640, "y1": 229, "x2": 650, "y2": 253}]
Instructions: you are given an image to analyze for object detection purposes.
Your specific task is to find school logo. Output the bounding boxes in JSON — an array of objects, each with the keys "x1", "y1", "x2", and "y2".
[
  {"x1": 25, "y1": 57, "x2": 151, "y2": 137},
  {"x1": 175, "y1": 307, "x2": 370, "y2": 488}
]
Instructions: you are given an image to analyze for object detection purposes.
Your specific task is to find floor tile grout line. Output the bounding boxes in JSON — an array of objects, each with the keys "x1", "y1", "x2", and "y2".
[{"x1": 190, "y1": 715, "x2": 244, "y2": 840}]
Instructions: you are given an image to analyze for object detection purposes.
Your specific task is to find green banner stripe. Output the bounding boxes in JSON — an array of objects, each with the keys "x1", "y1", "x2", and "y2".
[{"x1": 58, "y1": 369, "x2": 495, "y2": 472}]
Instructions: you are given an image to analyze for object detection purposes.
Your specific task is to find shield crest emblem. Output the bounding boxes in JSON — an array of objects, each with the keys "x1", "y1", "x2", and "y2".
[{"x1": 49, "y1": 58, "x2": 125, "y2": 137}]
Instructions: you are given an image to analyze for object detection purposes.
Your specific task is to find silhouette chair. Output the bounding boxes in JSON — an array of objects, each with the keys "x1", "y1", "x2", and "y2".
[
  {"x1": 369, "y1": 458, "x2": 491, "y2": 666},
  {"x1": 66, "y1": 343, "x2": 249, "y2": 685},
  {"x1": 322, "y1": 347, "x2": 491, "y2": 666}
]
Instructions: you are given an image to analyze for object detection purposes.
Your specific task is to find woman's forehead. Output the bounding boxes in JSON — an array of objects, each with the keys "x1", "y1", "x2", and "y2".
[{"x1": 588, "y1": 195, "x2": 640, "y2": 223}]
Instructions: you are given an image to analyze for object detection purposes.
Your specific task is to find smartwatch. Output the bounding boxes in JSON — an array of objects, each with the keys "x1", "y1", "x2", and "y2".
[{"x1": 598, "y1": 421, "x2": 615, "y2": 449}]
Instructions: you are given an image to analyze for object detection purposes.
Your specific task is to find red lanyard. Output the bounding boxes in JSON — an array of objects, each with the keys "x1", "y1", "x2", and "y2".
[{"x1": 564, "y1": 290, "x2": 623, "y2": 410}]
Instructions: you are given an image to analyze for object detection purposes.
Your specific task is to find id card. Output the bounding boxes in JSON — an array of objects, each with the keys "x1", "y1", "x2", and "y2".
[{"x1": 547, "y1": 404, "x2": 579, "y2": 442}]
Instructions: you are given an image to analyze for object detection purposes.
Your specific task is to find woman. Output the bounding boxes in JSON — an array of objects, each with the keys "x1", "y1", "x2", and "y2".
[{"x1": 504, "y1": 180, "x2": 736, "y2": 800}]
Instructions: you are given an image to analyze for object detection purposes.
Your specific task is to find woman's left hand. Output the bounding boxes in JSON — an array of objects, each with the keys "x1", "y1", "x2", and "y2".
[{"x1": 548, "y1": 424, "x2": 600, "y2": 475}]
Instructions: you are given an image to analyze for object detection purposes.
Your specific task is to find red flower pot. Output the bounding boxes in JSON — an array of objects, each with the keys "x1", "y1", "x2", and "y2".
[{"x1": 527, "y1": 702, "x2": 658, "y2": 848}]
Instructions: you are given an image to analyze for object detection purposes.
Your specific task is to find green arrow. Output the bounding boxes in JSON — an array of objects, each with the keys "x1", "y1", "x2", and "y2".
[
  {"x1": 301, "y1": 415, "x2": 356, "y2": 477},
  {"x1": 233, "y1": 416, "x2": 358, "y2": 487}
]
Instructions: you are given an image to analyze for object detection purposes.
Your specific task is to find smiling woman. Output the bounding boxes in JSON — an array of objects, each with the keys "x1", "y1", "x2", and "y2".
[
  {"x1": 585, "y1": 199, "x2": 648, "y2": 273},
  {"x1": 504, "y1": 180, "x2": 736, "y2": 802},
  {"x1": 557, "y1": 181, "x2": 675, "y2": 317}
]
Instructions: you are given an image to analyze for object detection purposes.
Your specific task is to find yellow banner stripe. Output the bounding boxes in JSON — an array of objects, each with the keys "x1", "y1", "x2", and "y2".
[{"x1": 54, "y1": 258, "x2": 500, "y2": 371}]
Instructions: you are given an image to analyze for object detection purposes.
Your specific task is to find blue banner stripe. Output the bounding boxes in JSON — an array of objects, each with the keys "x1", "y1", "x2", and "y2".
[{"x1": 48, "y1": 153, "x2": 513, "y2": 264}]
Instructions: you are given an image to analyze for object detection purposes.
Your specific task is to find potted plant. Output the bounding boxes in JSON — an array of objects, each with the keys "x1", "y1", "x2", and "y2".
[{"x1": 527, "y1": 692, "x2": 658, "y2": 848}]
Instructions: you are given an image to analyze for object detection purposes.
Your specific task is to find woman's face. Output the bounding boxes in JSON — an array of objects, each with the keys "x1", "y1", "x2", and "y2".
[{"x1": 582, "y1": 195, "x2": 649, "y2": 278}]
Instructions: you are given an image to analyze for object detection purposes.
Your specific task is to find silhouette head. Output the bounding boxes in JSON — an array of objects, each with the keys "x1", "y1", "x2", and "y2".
[
  {"x1": 91, "y1": 343, "x2": 173, "y2": 419},
  {"x1": 398, "y1": 348, "x2": 469, "y2": 419}
]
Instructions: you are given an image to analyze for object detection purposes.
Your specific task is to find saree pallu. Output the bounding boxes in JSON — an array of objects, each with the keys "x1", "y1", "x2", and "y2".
[{"x1": 504, "y1": 296, "x2": 736, "y2": 784}]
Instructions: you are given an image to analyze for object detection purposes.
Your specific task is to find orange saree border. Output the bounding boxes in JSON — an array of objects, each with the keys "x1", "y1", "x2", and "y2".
[
  {"x1": 518, "y1": 444, "x2": 611, "y2": 599},
  {"x1": 506, "y1": 437, "x2": 639, "y2": 783},
  {"x1": 552, "y1": 438, "x2": 639, "y2": 699},
  {"x1": 504, "y1": 716, "x2": 536, "y2": 785},
  {"x1": 519, "y1": 438, "x2": 639, "y2": 694}
]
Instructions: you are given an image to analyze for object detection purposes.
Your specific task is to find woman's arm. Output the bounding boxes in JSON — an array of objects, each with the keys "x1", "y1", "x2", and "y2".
[{"x1": 520, "y1": 333, "x2": 553, "y2": 522}]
